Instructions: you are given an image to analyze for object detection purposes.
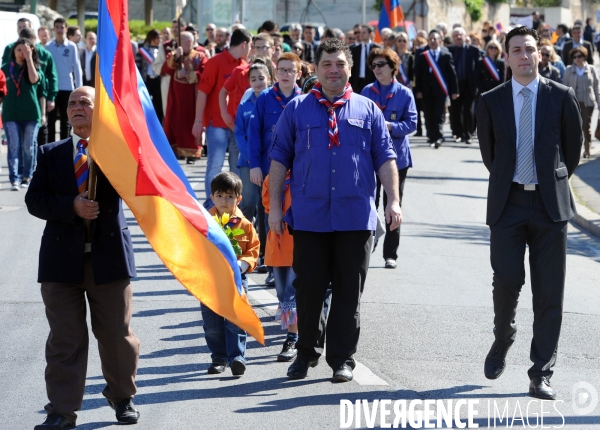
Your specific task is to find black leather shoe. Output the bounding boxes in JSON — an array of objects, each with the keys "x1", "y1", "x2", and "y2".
[
  {"x1": 277, "y1": 340, "x2": 298, "y2": 362},
  {"x1": 529, "y1": 376, "x2": 556, "y2": 400},
  {"x1": 34, "y1": 414, "x2": 76, "y2": 429},
  {"x1": 207, "y1": 360, "x2": 226, "y2": 374},
  {"x1": 230, "y1": 359, "x2": 246, "y2": 376},
  {"x1": 484, "y1": 340, "x2": 513, "y2": 379},
  {"x1": 434, "y1": 139, "x2": 443, "y2": 149},
  {"x1": 107, "y1": 398, "x2": 140, "y2": 424},
  {"x1": 332, "y1": 364, "x2": 353, "y2": 383},
  {"x1": 287, "y1": 357, "x2": 319, "y2": 379}
]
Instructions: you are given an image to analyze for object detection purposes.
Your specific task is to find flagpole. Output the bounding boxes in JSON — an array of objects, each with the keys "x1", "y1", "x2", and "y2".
[{"x1": 86, "y1": 155, "x2": 98, "y2": 242}]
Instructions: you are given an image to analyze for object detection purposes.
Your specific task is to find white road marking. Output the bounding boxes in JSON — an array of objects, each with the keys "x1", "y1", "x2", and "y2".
[{"x1": 247, "y1": 279, "x2": 389, "y2": 386}]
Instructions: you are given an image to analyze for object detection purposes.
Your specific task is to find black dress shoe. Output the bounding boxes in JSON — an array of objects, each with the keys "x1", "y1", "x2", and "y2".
[
  {"x1": 208, "y1": 360, "x2": 227, "y2": 374},
  {"x1": 529, "y1": 376, "x2": 556, "y2": 400},
  {"x1": 287, "y1": 356, "x2": 319, "y2": 379},
  {"x1": 230, "y1": 359, "x2": 246, "y2": 376},
  {"x1": 434, "y1": 139, "x2": 443, "y2": 149},
  {"x1": 484, "y1": 340, "x2": 513, "y2": 380},
  {"x1": 108, "y1": 398, "x2": 140, "y2": 424},
  {"x1": 277, "y1": 340, "x2": 298, "y2": 362},
  {"x1": 34, "y1": 414, "x2": 76, "y2": 429},
  {"x1": 332, "y1": 364, "x2": 354, "y2": 382}
]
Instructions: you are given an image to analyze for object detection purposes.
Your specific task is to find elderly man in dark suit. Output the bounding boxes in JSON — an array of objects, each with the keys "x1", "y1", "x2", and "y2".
[
  {"x1": 476, "y1": 26, "x2": 582, "y2": 400},
  {"x1": 25, "y1": 87, "x2": 141, "y2": 429},
  {"x1": 350, "y1": 24, "x2": 381, "y2": 93},
  {"x1": 449, "y1": 27, "x2": 482, "y2": 143},
  {"x1": 414, "y1": 29, "x2": 459, "y2": 148},
  {"x1": 562, "y1": 24, "x2": 594, "y2": 65}
]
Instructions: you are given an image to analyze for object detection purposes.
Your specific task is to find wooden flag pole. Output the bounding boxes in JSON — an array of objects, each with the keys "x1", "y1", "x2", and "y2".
[{"x1": 85, "y1": 155, "x2": 98, "y2": 242}]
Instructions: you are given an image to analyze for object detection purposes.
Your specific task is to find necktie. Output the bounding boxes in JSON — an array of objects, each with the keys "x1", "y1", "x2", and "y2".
[
  {"x1": 516, "y1": 88, "x2": 534, "y2": 184},
  {"x1": 311, "y1": 82, "x2": 354, "y2": 149},
  {"x1": 74, "y1": 139, "x2": 89, "y2": 194}
]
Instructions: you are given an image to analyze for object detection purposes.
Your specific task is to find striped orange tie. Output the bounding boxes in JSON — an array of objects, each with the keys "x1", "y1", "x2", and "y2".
[{"x1": 74, "y1": 139, "x2": 88, "y2": 194}]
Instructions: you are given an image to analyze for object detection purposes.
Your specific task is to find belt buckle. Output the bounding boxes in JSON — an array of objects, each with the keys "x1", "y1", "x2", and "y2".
[{"x1": 524, "y1": 184, "x2": 536, "y2": 191}]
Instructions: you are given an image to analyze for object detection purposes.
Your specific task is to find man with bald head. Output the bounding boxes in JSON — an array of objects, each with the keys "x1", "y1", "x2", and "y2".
[{"x1": 26, "y1": 87, "x2": 140, "y2": 429}]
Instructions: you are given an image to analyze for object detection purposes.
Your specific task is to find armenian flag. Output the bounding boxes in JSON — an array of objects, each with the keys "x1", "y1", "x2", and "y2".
[
  {"x1": 376, "y1": 0, "x2": 405, "y2": 43},
  {"x1": 90, "y1": 0, "x2": 264, "y2": 344}
]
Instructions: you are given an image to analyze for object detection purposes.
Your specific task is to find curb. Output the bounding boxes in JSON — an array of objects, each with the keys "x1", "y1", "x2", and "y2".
[{"x1": 569, "y1": 178, "x2": 600, "y2": 239}]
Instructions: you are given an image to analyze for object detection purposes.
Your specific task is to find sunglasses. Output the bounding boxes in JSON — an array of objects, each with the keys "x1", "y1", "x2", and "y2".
[
  {"x1": 488, "y1": 46, "x2": 498, "y2": 50},
  {"x1": 293, "y1": 46, "x2": 303, "y2": 51},
  {"x1": 354, "y1": 31, "x2": 360, "y2": 35},
  {"x1": 573, "y1": 55, "x2": 584, "y2": 59},
  {"x1": 541, "y1": 53, "x2": 550, "y2": 57},
  {"x1": 370, "y1": 61, "x2": 389, "y2": 70},
  {"x1": 397, "y1": 39, "x2": 407, "y2": 42}
]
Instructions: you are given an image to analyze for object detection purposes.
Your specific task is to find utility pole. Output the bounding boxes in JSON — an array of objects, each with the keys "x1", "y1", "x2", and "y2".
[
  {"x1": 145, "y1": 0, "x2": 153, "y2": 25},
  {"x1": 77, "y1": 0, "x2": 85, "y2": 32}
]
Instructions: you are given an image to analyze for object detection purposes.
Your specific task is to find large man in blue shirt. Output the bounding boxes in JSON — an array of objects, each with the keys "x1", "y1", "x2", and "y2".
[{"x1": 268, "y1": 38, "x2": 402, "y2": 383}]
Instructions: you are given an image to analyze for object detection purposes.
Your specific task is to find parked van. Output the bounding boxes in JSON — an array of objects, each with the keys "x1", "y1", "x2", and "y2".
[{"x1": 0, "y1": 11, "x2": 41, "y2": 63}]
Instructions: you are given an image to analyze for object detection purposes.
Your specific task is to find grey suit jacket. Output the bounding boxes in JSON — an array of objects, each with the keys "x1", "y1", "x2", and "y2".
[{"x1": 476, "y1": 77, "x2": 583, "y2": 226}]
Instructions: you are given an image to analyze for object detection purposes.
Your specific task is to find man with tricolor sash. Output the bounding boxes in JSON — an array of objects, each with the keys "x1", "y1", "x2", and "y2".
[
  {"x1": 25, "y1": 87, "x2": 141, "y2": 429},
  {"x1": 414, "y1": 29, "x2": 459, "y2": 148}
]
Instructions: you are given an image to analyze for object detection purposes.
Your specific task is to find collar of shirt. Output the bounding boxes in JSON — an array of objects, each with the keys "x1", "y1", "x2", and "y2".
[
  {"x1": 72, "y1": 132, "x2": 89, "y2": 159},
  {"x1": 86, "y1": 46, "x2": 97, "y2": 54},
  {"x1": 575, "y1": 64, "x2": 587, "y2": 76},
  {"x1": 52, "y1": 39, "x2": 69, "y2": 47},
  {"x1": 511, "y1": 75, "x2": 539, "y2": 100}
]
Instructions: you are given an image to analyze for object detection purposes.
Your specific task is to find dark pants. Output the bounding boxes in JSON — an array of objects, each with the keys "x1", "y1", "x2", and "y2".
[
  {"x1": 37, "y1": 123, "x2": 48, "y2": 146},
  {"x1": 450, "y1": 83, "x2": 475, "y2": 140},
  {"x1": 375, "y1": 167, "x2": 409, "y2": 260},
  {"x1": 146, "y1": 76, "x2": 163, "y2": 124},
  {"x1": 423, "y1": 95, "x2": 446, "y2": 142},
  {"x1": 414, "y1": 92, "x2": 424, "y2": 135},
  {"x1": 490, "y1": 187, "x2": 567, "y2": 379},
  {"x1": 293, "y1": 230, "x2": 372, "y2": 370},
  {"x1": 40, "y1": 255, "x2": 139, "y2": 422},
  {"x1": 579, "y1": 102, "x2": 594, "y2": 154},
  {"x1": 48, "y1": 90, "x2": 72, "y2": 142}
]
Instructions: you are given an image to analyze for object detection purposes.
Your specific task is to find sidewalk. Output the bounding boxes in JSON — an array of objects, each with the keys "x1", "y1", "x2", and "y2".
[{"x1": 571, "y1": 142, "x2": 600, "y2": 238}]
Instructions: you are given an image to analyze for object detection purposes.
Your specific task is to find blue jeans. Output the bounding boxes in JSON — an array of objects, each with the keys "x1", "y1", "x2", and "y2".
[
  {"x1": 204, "y1": 126, "x2": 240, "y2": 208},
  {"x1": 273, "y1": 266, "x2": 297, "y2": 329},
  {"x1": 200, "y1": 275, "x2": 248, "y2": 364},
  {"x1": 238, "y1": 166, "x2": 260, "y2": 221},
  {"x1": 5, "y1": 121, "x2": 39, "y2": 184}
]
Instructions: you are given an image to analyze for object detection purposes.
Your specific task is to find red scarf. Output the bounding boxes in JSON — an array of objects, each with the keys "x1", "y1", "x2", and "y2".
[
  {"x1": 311, "y1": 82, "x2": 353, "y2": 149},
  {"x1": 9, "y1": 62, "x2": 25, "y2": 97},
  {"x1": 369, "y1": 79, "x2": 397, "y2": 111},
  {"x1": 272, "y1": 82, "x2": 301, "y2": 109}
]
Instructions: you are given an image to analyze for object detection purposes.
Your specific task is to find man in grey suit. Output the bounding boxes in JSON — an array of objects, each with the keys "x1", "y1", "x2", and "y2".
[{"x1": 476, "y1": 26, "x2": 582, "y2": 400}]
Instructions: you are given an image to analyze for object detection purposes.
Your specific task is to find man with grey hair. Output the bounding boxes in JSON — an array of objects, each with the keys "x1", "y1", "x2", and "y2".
[
  {"x1": 436, "y1": 22, "x2": 449, "y2": 37},
  {"x1": 287, "y1": 22, "x2": 314, "y2": 63},
  {"x1": 332, "y1": 28, "x2": 345, "y2": 42},
  {"x1": 449, "y1": 26, "x2": 482, "y2": 144}
]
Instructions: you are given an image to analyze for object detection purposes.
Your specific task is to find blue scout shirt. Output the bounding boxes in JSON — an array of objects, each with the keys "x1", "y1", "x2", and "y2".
[
  {"x1": 361, "y1": 80, "x2": 416, "y2": 170},
  {"x1": 234, "y1": 91, "x2": 258, "y2": 168},
  {"x1": 248, "y1": 84, "x2": 301, "y2": 175},
  {"x1": 270, "y1": 92, "x2": 396, "y2": 232}
]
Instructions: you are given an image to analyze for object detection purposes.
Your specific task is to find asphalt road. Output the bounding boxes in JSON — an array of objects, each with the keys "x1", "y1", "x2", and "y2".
[{"x1": 1, "y1": 129, "x2": 599, "y2": 430}]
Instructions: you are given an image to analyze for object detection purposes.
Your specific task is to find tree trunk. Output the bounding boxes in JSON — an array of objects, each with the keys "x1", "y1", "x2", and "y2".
[
  {"x1": 145, "y1": 0, "x2": 153, "y2": 25},
  {"x1": 77, "y1": 0, "x2": 85, "y2": 33},
  {"x1": 48, "y1": 0, "x2": 57, "y2": 12}
]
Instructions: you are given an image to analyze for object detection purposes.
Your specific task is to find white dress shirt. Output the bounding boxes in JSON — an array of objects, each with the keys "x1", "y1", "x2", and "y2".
[
  {"x1": 359, "y1": 42, "x2": 370, "y2": 78},
  {"x1": 84, "y1": 46, "x2": 96, "y2": 82},
  {"x1": 512, "y1": 76, "x2": 539, "y2": 184}
]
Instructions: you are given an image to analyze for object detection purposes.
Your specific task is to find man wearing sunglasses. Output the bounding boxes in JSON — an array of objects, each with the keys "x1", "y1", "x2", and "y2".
[
  {"x1": 203, "y1": 23, "x2": 216, "y2": 47},
  {"x1": 538, "y1": 45, "x2": 561, "y2": 83}
]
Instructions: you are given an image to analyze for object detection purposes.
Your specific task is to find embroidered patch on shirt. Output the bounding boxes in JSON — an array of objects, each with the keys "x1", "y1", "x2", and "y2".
[{"x1": 348, "y1": 118, "x2": 364, "y2": 128}]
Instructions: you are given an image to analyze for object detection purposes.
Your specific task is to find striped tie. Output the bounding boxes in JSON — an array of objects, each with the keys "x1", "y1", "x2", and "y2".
[
  {"x1": 74, "y1": 139, "x2": 88, "y2": 194},
  {"x1": 516, "y1": 88, "x2": 534, "y2": 184}
]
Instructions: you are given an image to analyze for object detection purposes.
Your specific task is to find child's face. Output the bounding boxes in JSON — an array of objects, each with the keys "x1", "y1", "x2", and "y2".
[
  {"x1": 249, "y1": 69, "x2": 269, "y2": 94},
  {"x1": 211, "y1": 189, "x2": 242, "y2": 216}
]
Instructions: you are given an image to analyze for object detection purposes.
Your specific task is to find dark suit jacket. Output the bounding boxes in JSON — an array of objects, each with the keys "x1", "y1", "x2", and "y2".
[
  {"x1": 476, "y1": 57, "x2": 506, "y2": 95},
  {"x1": 562, "y1": 40, "x2": 594, "y2": 65},
  {"x1": 349, "y1": 42, "x2": 381, "y2": 93},
  {"x1": 448, "y1": 44, "x2": 482, "y2": 97},
  {"x1": 414, "y1": 49, "x2": 458, "y2": 97},
  {"x1": 79, "y1": 48, "x2": 96, "y2": 87},
  {"x1": 25, "y1": 137, "x2": 136, "y2": 285},
  {"x1": 476, "y1": 78, "x2": 583, "y2": 226}
]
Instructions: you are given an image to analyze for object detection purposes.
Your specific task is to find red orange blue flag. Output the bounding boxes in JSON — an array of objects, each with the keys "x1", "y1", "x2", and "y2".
[
  {"x1": 90, "y1": 0, "x2": 264, "y2": 344},
  {"x1": 375, "y1": 0, "x2": 405, "y2": 43}
]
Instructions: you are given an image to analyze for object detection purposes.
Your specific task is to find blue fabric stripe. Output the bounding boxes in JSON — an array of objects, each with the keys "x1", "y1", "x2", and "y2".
[
  {"x1": 77, "y1": 170, "x2": 89, "y2": 187},
  {"x1": 97, "y1": 0, "x2": 116, "y2": 101}
]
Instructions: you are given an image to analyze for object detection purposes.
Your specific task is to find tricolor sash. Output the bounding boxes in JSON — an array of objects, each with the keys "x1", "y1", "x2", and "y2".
[
  {"x1": 423, "y1": 50, "x2": 448, "y2": 96},
  {"x1": 483, "y1": 56, "x2": 500, "y2": 82},
  {"x1": 139, "y1": 46, "x2": 154, "y2": 65},
  {"x1": 398, "y1": 63, "x2": 409, "y2": 86}
]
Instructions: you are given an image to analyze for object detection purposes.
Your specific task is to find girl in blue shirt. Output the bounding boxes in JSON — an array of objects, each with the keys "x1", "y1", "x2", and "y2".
[
  {"x1": 235, "y1": 62, "x2": 272, "y2": 220},
  {"x1": 361, "y1": 47, "x2": 417, "y2": 269}
]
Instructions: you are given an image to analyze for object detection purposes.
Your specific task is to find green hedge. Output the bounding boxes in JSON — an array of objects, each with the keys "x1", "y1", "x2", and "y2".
[{"x1": 66, "y1": 19, "x2": 172, "y2": 42}]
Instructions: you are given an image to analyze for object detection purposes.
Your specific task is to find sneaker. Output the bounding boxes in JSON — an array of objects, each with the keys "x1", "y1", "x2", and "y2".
[
  {"x1": 385, "y1": 259, "x2": 397, "y2": 269},
  {"x1": 265, "y1": 273, "x2": 275, "y2": 285},
  {"x1": 207, "y1": 360, "x2": 226, "y2": 374},
  {"x1": 11, "y1": 183, "x2": 19, "y2": 191},
  {"x1": 230, "y1": 359, "x2": 246, "y2": 376},
  {"x1": 277, "y1": 340, "x2": 298, "y2": 362},
  {"x1": 20, "y1": 179, "x2": 30, "y2": 188}
]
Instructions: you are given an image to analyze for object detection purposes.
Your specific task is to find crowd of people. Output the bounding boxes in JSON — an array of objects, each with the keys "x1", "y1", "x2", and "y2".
[{"x1": 8, "y1": 11, "x2": 594, "y2": 429}]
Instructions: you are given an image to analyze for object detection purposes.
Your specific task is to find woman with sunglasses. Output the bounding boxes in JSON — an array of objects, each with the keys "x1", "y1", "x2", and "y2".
[
  {"x1": 476, "y1": 40, "x2": 505, "y2": 96},
  {"x1": 563, "y1": 45, "x2": 600, "y2": 158},
  {"x1": 362, "y1": 47, "x2": 417, "y2": 269},
  {"x1": 538, "y1": 45, "x2": 562, "y2": 83},
  {"x1": 394, "y1": 31, "x2": 414, "y2": 88}
]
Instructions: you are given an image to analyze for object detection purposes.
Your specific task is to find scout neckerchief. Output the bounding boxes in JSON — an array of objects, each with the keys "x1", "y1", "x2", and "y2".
[
  {"x1": 370, "y1": 78, "x2": 398, "y2": 112},
  {"x1": 272, "y1": 82, "x2": 301, "y2": 109},
  {"x1": 422, "y1": 50, "x2": 448, "y2": 96},
  {"x1": 311, "y1": 82, "x2": 354, "y2": 149},
  {"x1": 483, "y1": 56, "x2": 500, "y2": 82},
  {"x1": 9, "y1": 62, "x2": 25, "y2": 96}
]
